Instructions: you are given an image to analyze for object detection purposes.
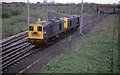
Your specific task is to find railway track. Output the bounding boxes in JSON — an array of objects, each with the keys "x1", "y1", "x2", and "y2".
[
  {"x1": 0, "y1": 31, "x2": 27, "y2": 48},
  {"x1": 18, "y1": 14, "x2": 108, "y2": 73},
  {"x1": 0, "y1": 31, "x2": 35, "y2": 72},
  {"x1": 1, "y1": 13, "x2": 108, "y2": 74}
]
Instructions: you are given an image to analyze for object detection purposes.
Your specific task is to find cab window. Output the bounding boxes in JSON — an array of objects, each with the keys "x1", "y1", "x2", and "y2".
[
  {"x1": 59, "y1": 23, "x2": 62, "y2": 30},
  {"x1": 29, "y1": 26, "x2": 33, "y2": 31},
  {"x1": 70, "y1": 21, "x2": 72, "y2": 26},
  {"x1": 38, "y1": 26, "x2": 42, "y2": 31}
]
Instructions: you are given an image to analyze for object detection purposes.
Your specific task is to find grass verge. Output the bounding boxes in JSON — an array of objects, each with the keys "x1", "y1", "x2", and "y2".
[{"x1": 40, "y1": 15, "x2": 118, "y2": 73}]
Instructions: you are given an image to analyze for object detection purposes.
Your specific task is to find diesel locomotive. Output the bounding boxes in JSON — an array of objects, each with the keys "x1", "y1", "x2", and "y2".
[{"x1": 28, "y1": 12, "x2": 80, "y2": 46}]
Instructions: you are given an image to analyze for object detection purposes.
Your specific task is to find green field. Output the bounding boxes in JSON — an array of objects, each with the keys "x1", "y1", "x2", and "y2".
[
  {"x1": 2, "y1": 3, "x2": 96, "y2": 39},
  {"x1": 40, "y1": 15, "x2": 118, "y2": 73}
]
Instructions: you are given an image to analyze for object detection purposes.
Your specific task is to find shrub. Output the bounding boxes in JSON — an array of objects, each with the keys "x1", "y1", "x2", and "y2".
[{"x1": 2, "y1": 7, "x2": 23, "y2": 18}]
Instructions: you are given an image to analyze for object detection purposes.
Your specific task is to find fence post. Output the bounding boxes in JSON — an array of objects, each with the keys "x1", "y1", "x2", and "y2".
[{"x1": 69, "y1": 35, "x2": 72, "y2": 51}]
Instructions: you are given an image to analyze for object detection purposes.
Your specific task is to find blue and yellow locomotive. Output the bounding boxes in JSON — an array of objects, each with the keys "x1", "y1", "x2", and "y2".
[{"x1": 28, "y1": 12, "x2": 80, "y2": 46}]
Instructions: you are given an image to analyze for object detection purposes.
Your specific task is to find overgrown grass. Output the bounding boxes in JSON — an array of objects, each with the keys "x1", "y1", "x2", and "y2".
[
  {"x1": 0, "y1": 18, "x2": 2, "y2": 39},
  {"x1": 40, "y1": 15, "x2": 118, "y2": 73}
]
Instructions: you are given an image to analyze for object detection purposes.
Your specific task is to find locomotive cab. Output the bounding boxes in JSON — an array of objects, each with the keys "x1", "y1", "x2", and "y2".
[
  {"x1": 28, "y1": 24, "x2": 44, "y2": 45},
  {"x1": 28, "y1": 24, "x2": 43, "y2": 39}
]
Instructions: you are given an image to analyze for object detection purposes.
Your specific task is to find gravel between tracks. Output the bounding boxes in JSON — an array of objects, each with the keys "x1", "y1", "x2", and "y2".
[{"x1": 3, "y1": 14, "x2": 107, "y2": 73}]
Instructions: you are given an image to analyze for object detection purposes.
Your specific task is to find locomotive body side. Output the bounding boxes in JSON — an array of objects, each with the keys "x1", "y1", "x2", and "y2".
[{"x1": 28, "y1": 15, "x2": 80, "y2": 46}]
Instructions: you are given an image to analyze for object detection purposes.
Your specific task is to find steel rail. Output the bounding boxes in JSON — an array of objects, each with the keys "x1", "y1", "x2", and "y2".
[
  {"x1": 1, "y1": 45, "x2": 34, "y2": 69},
  {"x1": 2, "y1": 44, "x2": 30, "y2": 64},
  {"x1": 0, "y1": 31, "x2": 27, "y2": 45},
  {"x1": 1, "y1": 43, "x2": 30, "y2": 62},
  {"x1": 1, "y1": 37, "x2": 28, "y2": 53},
  {"x1": 0, "y1": 34, "x2": 27, "y2": 49}
]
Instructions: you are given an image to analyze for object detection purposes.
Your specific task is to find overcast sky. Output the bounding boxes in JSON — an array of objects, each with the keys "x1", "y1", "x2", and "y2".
[{"x1": 1, "y1": 0, "x2": 119, "y2": 4}]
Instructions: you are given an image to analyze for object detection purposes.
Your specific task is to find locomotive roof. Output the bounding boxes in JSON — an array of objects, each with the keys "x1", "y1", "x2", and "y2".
[
  {"x1": 34, "y1": 18, "x2": 63, "y2": 27},
  {"x1": 32, "y1": 15, "x2": 79, "y2": 27}
]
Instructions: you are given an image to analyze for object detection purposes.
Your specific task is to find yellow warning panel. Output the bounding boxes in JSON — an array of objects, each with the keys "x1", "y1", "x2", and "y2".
[
  {"x1": 64, "y1": 17, "x2": 68, "y2": 29},
  {"x1": 28, "y1": 24, "x2": 44, "y2": 39}
]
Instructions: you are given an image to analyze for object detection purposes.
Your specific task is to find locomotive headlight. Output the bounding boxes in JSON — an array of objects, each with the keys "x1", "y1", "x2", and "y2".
[
  {"x1": 32, "y1": 32, "x2": 38, "y2": 35},
  {"x1": 44, "y1": 32, "x2": 46, "y2": 34}
]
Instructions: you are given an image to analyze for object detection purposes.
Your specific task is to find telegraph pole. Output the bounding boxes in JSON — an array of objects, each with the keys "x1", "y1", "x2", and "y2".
[
  {"x1": 97, "y1": 8, "x2": 100, "y2": 23},
  {"x1": 27, "y1": 0, "x2": 30, "y2": 26},
  {"x1": 79, "y1": 0, "x2": 84, "y2": 35}
]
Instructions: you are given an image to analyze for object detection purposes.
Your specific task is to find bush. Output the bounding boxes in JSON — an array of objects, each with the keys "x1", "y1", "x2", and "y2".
[
  {"x1": 2, "y1": 7, "x2": 23, "y2": 18},
  {"x1": 2, "y1": 11, "x2": 11, "y2": 18}
]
